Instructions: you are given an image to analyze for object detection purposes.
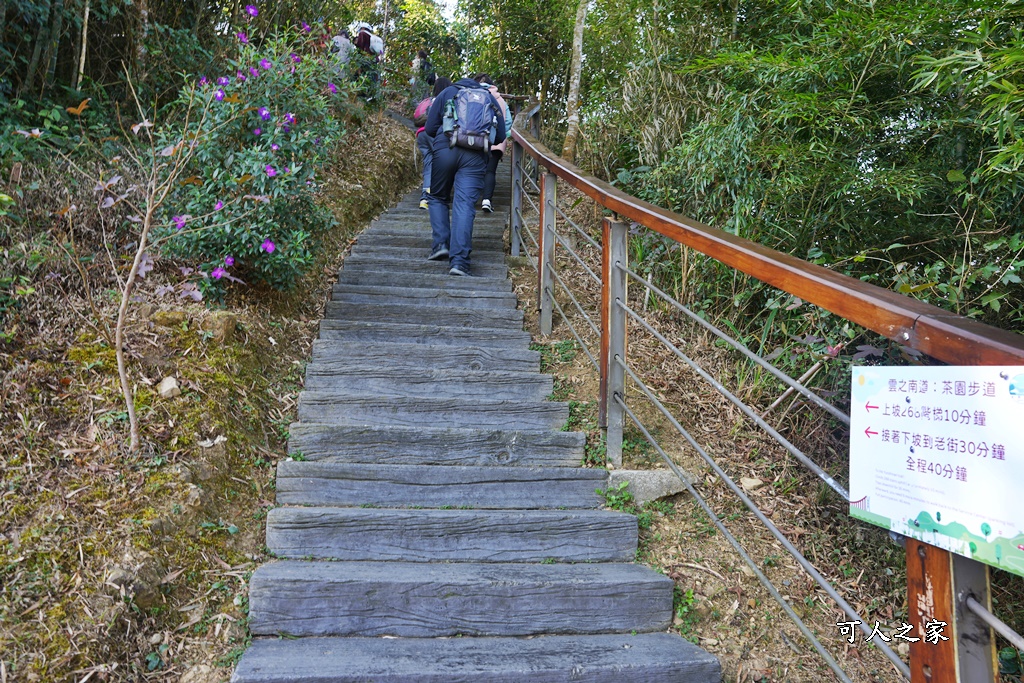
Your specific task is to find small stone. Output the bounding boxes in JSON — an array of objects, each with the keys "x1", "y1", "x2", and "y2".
[
  {"x1": 201, "y1": 311, "x2": 237, "y2": 343},
  {"x1": 147, "y1": 518, "x2": 175, "y2": 535},
  {"x1": 157, "y1": 376, "x2": 180, "y2": 399},
  {"x1": 151, "y1": 310, "x2": 186, "y2": 327},
  {"x1": 191, "y1": 460, "x2": 216, "y2": 481},
  {"x1": 740, "y1": 477, "x2": 763, "y2": 492},
  {"x1": 149, "y1": 632, "x2": 163, "y2": 645},
  {"x1": 739, "y1": 564, "x2": 756, "y2": 578},
  {"x1": 607, "y1": 469, "x2": 688, "y2": 504}
]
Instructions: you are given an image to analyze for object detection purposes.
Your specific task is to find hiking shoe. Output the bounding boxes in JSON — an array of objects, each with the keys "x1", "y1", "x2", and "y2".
[
  {"x1": 449, "y1": 266, "x2": 470, "y2": 277},
  {"x1": 427, "y1": 247, "x2": 449, "y2": 261},
  {"x1": 481, "y1": 199, "x2": 493, "y2": 213},
  {"x1": 419, "y1": 199, "x2": 428, "y2": 210}
]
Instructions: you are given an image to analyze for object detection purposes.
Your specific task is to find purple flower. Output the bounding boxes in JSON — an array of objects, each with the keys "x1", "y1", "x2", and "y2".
[
  {"x1": 245, "y1": 4, "x2": 258, "y2": 17},
  {"x1": 250, "y1": 66, "x2": 260, "y2": 78},
  {"x1": 282, "y1": 125, "x2": 291, "y2": 134},
  {"x1": 199, "y1": 75, "x2": 208, "y2": 86},
  {"x1": 237, "y1": 70, "x2": 247, "y2": 81},
  {"x1": 172, "y1": 215, "x2": 187, "y2": 230},
  {"x1": 265, "y1": 165, "x2": 277, "y2": 177},
  {"x1": 214, "y1": 201, "x2": 224, "y2": 211},
  {"x1": 237, "y1": 32, "x2": 248, "y2": 44},
  {"x1": 259, "y1": 58, "x2": 272, "y2": 70},
  {"x1": 217, "y1": 76, "x2": 230, "y2": 86},
  {"x1": 260, "y1": 239, "x2": 276, "y2": 253},
  {"x1": 301, "y1": 21, "x2": 311, "y2": 32},
  {"x1": 253, "y1": 128, "x2": 262, "y2": 136},
  {"x1": 285, "y1": 112, "x2": 296, "y2": 124},
  {"x1": 284, "y1": 167, "x2": 291, "y2": 174},
  {"x1": 290, "y1": 52, "x2": 301, "y2": 64},
  {"x1": 224, "y1": 256, "x2": 235, "y2": 267},
  {"x1": 258, "y1": 106, "x2": 272, "y2": 120},
  {"x1": 215, "y1": 89, "x2": 226, "y2": 101},
  {"x1": 211, "y1": 267, "x2": 227, "y2": 280},
  {"x1": 271, "y1": 143, "x2": 280, "y2": 151},
  {"x1": 327, "y1": 82, "x2": 337, "y2": 94}
]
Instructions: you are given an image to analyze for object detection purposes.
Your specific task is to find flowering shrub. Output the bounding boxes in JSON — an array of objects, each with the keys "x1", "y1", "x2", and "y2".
[{"x1": 155, "y1": 23, "x2": 358, "y2": 291}]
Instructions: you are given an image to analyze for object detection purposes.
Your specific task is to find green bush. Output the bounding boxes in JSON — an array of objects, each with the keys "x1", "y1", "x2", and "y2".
[{"x1": 154, "y1": 28, "x2": 358, "y2": 291}]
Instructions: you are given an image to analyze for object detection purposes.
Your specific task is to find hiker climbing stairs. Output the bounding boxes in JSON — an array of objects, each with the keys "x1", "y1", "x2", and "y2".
[{"x1": 231, "y1": 166, "x2": 722, "y2": 681}]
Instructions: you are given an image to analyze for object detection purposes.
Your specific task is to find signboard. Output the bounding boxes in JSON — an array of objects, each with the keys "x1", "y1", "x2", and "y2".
[{"x1": 850, "y1": 366, "x2": 1024, "y2": 578}]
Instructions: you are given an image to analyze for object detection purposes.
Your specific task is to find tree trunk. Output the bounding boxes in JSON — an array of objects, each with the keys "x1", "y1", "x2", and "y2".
[
  {"x1": 43, "y1": 0, "x2": 66, "y2": 94},
  {"x1": 73, "y1": 0, "x2": 89, "y2": 90},
  {"x1": 24, "y1": 0, "x2": 52, "y2": 94},
  {"x1": 136, "y1": 0, "x2": 148, "y2": 81},
  {"x1": 560, "y1": 0, "x2": 588, "y2": 163}
]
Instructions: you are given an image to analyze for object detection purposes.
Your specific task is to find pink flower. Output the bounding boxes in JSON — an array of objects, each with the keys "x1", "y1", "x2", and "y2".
[
  {"x1": 285, "y1": 112, "x2": 296, "y2": 124},
  {"x1": 271, "y1": 143, "x2": 280, "y2": 151},
  {"x1": 290, "y1": 53, "x2": 301, "y2": 64},
  {"x1": 253, "y1": 128, "x2": 262, "y2": 136},
  {"x1": 265, "y1": 165, "x2": 277, "y2": 177},
  {"x1": 259, "y1": 106, "x2": 272, "y2": 120},
  {"x1": 259, "y1": 58, "x2": 272, "y2": 70},
  {"x1": 172, "y1": 215, "x2": 187, "y2": 230},
  {"x1": 215, "y1": 89, "x2": 226, "y2": 101},
  {"x1": 211, "y1": 267, "x2": 227, "y2": 280},
  {"x1": 237, "y1": 70, "x2": 246, "y2": 81},
  {"x1": 249, "y1": 66, "x2": 260, "y2": 78},
  {"x1": 217, "y1": 76, "x2": 230, "y2": 86},
  {"x1": 284, "y1": 167, "x2": 290, "y2": 174},
  {"x1": 301, "y1": 21, "x2": 311, "y2": 32},
  {"x1": 260, "y1": 239, "x2": 276, "y2": 253},
  {"x1": 237, "y1": 32, "x2": 248, "y2": 44},
  {"x1": 245, "y1": 4, "x2": 258, "y2": 17},
  {"x1": 224, "y1": 256, "x2": 235, "y2": 267},
  {"x1": 214, "y1": 201, "x2": 224, "y2": 211},
  {"x1": 199, "y1": 76, "x2": 208, "y2": 86},
  {"x1": 327, "y1": 82, "x2": 337, "y2": 94}
]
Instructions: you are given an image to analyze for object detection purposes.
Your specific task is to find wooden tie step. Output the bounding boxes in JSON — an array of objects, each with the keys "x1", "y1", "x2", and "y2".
[
  {"x1": 274, "y1": 461, "x2": 604, "y2": 508},
  {"x1": 287, "y1": 424, "x2": 585, "y2": 466},
  {"x1": 233, "y1": 166, "x2": 720, "y2": 682},
  {"x1": 233, "y1": 633, "x2": 721, "y2": 683},
  {"x1": 266, "y1": 507, "x2": 637, "y2": 562},
  {"x1": 248, "y1": 560, "x2": 673, "y2": 637}
]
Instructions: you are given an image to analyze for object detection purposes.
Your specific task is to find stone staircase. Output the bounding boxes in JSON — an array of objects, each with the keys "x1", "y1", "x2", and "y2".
[{"x1": 231, "y1": 171, "x2": 721, "y2": 681}]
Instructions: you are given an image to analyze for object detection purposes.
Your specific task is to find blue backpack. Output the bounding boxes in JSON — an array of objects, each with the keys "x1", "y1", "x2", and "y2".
[{"x1": 442, "y1": 84, "x2": 498, "y2": 152}]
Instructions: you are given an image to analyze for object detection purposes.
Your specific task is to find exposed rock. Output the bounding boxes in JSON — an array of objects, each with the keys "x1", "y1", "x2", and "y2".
[
  {"x1": 105, "y1": 549, "x2": 164, "y2": 609},
  {"x1": 185, "y1": 484, "x2": 210, "y2": 510},
  {"x1": 157, "y1": 376, "x2": 180, "y2": 399},
  {"x1": 607, "y1": 469, "x2": 688, "y2": 504},
  {"x1": 151, "y1": 310, "x2": 186, "y2": 327},
  {"x1": 191, "y1": 460, "x2": 216, "y2": 481},
  {"x1": 740, "y1": 477, "x2": 764, "y2": 492},
  {"x1": 202, "y1": 311, "x2": 237, "y2": 343},
  {"x1": 147, "y1": 517, "x2": 175, "y2": 536},
  {"x1": 178, "y1": 664, "x2": 222, "y2": 683}
]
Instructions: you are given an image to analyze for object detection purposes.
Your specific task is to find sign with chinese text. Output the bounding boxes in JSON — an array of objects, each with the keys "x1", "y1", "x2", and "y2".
[{"x1": 850, "y1": 366, "x2": 1024, "y2": 578}]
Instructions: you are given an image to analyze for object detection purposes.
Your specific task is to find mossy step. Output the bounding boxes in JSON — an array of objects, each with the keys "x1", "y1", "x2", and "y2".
[
  {"x1": 274, "y1": 462, "x2": 605, "y2": 509},
  {"x1": 331, "y1": 284, "x2": 517, "y2": 309},
  {"x1": 232, "y1": 633, "x2": 722, "y2": 683},
  {"x1": 323, "y1": 300, "x2": 523, "y2": 330},
  {"x1": 316, "y1": 320, "x2": 531, "y2": 349},
  {"x1": 287, "y1": 424, "x2": 584, "y2": 466},
  {"x1": 310, "y1": 340, "x2": 538, "y2": 372},
  {"x1": 295, "y1": 393, "x2": 569, "y2": 430},
  {"x1": 303, "y1": 365, "x2": 552, "y2": 401},
  {"x1": 266, "y1": 507, "x2": 637, "y2": 562},
  {"x1": 247, "y1": 560, "x2": 672, "y2": 637}
]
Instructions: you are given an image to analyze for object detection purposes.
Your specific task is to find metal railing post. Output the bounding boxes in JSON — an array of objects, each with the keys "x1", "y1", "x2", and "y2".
[
  {"x1": 601, "y1": 218, "x2": 627, "y2": 467},
  {"x1": 538, "y1": 172, "x2": 556, "y2": 335},
  {"x1": 510, "y1": 141, "x2": 523, "y2": 257}
]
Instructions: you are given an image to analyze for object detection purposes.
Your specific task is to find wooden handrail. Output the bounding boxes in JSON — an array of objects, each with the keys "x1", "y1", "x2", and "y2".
[{"x1": 512, "y1": 128, "x2": 1024, "y2": 366}]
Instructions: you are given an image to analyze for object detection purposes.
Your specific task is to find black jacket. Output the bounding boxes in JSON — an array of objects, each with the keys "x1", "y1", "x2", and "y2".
[{"x1": 424, "y1": 78, "x2": 507, "y2": 147}]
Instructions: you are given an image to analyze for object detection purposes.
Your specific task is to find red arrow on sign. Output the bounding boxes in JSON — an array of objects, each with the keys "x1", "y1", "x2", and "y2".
[
  {"x1": 864, "y1": 427, "x2": 879, "y2": 438},
  {"x1": 866, "y1": 402, "x2": 879, "y2": 412}
]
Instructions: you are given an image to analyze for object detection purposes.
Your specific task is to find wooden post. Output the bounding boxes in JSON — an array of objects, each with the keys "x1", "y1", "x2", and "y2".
[
  {"x1": 601, "y1": 218, "x2": 626, "y2": 467},
  {"x1": 538, "y1": 173, "x2": 556, "y2": 335},
  {"x1": 907, "y1": 539, "x2": 996, "y2": 683},
  {"x1": 510, "y1": 141, "x2": 523, "y2": 257}
]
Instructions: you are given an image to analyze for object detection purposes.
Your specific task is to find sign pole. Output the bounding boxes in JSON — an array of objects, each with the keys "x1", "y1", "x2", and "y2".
[{"x1": 907, "y1": 539, "x2": 997, "y2": 683}]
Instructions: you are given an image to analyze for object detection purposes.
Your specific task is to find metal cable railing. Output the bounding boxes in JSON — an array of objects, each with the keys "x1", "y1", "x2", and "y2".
[
  {"x1": 511, "y1": 125, "x2": 1024, "y2": 682},
  {"x1": 616, "y1": 296, "x2": 849, "y2": 499},
  {"x1": 618, "y1": 263, "x2": 851, "y2": 426},
  {"x1": 612, "y1": 352, "x2": 909, "y2": 676}
]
